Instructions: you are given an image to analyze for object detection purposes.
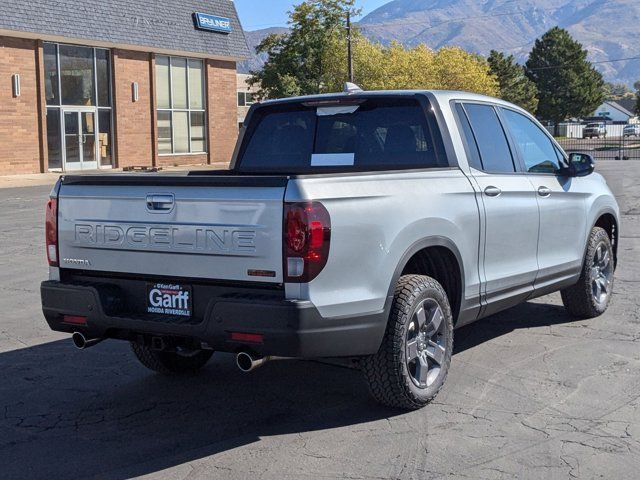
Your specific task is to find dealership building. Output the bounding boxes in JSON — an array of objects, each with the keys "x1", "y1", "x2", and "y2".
[{"x1": 0, "y1": 0, "x2": 249, "y2": 174}]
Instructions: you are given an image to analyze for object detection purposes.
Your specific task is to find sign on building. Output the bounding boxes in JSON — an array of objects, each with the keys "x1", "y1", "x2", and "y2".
[{"x1": 194, "y1": 13, "x2": 232, "y2": 34}]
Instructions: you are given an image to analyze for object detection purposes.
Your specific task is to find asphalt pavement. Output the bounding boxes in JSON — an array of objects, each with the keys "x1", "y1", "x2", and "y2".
[{"x1": 0, "y1": 161, "x2": 639, "y2": 479}]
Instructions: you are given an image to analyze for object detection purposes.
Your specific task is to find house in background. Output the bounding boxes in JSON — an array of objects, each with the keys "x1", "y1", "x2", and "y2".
[{"x1": 592, "y1": 99, "x2": 638, "y2": 124}]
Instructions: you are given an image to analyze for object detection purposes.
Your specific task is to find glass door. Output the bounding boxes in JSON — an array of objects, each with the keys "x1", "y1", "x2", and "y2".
[{"x1": 62, "y1": 109, "x2": 98, "y2": 170}]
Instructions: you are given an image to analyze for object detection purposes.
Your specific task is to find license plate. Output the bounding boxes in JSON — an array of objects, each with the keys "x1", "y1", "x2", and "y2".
[{"x1": 147, "y1": 282, "x2": 192, "y2": 317}]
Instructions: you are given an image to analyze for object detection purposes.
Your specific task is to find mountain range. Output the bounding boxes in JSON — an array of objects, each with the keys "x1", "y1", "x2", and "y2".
[{"x1": 239, "y1": 0, "x2": 640, "y2": 86}]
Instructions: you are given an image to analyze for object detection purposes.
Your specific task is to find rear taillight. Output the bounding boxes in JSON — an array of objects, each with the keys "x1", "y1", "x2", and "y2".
[
  {"x1": 284, "y1": 202, "x2": 331, "y2": 282},
  {"x1": 45, "y1": 197, "x2": 58, "y2": 266}
]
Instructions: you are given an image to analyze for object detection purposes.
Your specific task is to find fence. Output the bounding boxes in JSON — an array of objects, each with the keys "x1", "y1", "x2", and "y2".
[
  {"x1": 558, "y1": 135, "x2": 640, "y2": 161},
  {"x1": 544, "y1": 123, "x2": 635, "y2": 139}
]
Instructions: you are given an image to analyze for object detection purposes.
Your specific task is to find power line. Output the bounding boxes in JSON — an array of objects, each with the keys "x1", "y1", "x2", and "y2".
[{"x1": 528, "y1": 55, "x2": 640, "y2": 72}]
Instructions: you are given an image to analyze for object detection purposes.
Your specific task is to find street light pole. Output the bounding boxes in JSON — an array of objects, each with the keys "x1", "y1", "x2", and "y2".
[{"x1": 347, "y1": 10, "x2": 354, "y2": 83}]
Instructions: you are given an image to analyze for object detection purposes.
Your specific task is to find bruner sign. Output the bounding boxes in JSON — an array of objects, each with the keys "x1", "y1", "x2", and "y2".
[{"x1": 194, "y1": 12, "x2": 232, "y2": 34}]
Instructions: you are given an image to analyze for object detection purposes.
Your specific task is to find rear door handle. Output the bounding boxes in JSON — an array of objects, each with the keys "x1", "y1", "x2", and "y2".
[
  {"x1": 484, "y1": 186, "x2": 501, "y2": 197},
  {"x1": 146, "y1": 194, "x2": 175, "y2": 212},
  {"x1": 537, "y1": 186, "x2": 551, "y2": 197}
]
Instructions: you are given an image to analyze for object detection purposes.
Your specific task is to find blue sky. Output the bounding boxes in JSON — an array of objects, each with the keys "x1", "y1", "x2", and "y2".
[{"x1": 234, "y1": 0, "x2": 390, "y2": 31}]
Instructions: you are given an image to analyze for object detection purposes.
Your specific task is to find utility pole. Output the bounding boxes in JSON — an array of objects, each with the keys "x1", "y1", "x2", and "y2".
[{"x1": 347, "y1": 10, "x2": 354, "y2": 83}]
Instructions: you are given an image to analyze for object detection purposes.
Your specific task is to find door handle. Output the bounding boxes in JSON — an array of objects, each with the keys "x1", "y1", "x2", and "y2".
[
  {"x1": 146, "y1": 194, "x2": 175, "y2": 212},
  {"x1": 537, "y1": 186, "x2": 551, "y2": 197},
  {"x1": 484, "y1": 186, "x2": 501, "y2": 197}
]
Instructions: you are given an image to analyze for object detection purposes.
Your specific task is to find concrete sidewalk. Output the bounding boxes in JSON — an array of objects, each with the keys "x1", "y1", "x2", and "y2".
[{"x1": 0, "y1": 163, "x2": 230, "y2": 189}]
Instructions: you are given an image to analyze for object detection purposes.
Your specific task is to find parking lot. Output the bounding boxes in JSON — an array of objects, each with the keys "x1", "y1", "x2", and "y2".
[{"x1": 0, "y1": 161, "x2": 639, "y2": 479}]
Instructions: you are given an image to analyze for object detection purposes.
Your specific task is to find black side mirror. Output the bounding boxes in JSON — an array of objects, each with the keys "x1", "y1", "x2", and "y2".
[{"x1": 563, "y1": 153, "x2": 595, "y2": 177}]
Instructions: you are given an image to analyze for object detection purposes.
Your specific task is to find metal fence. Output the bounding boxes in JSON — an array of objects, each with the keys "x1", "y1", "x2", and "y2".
[{"x1": 558, "y1": 135, "x2": 640, "y2": 161}]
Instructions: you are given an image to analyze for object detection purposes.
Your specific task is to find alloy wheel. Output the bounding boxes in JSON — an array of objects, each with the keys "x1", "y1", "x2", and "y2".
[{"x1": 405, "y1": 298, "x2": 446, "y2": 388}]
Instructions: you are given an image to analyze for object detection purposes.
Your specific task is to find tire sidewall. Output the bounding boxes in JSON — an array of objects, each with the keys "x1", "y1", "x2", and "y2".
[
  {"x1": 584, "y1": 228, "x2": 614, "y2": 315},
  {"x1": 395, "y1": 279, "x2": 454, "y2": 403}
]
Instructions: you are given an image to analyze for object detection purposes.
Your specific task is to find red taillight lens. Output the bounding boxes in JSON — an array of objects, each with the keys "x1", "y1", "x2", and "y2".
[
  {"x1": 284, "y1": 202, "x2": 331, "y2": 282},
  {"x1": 45, "y1": 198, "x2": 58, "y2": 266}
]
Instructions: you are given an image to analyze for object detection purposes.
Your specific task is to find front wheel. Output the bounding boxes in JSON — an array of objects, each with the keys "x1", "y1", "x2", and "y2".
[
  {"x1": 131, "y1": 343, "x2": 214, "y2": 374},
  {"x1": 561, "y1": 227, "x2": 614, "y2": 318},
  {"x1": 361, "y1": 275, "x2": 453, "y2": 410}
]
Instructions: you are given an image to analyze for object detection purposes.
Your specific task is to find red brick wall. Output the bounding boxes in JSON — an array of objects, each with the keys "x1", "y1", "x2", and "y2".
[
  {"x1": 0, "y1": 37, "x2": 41, "y2": 174},
  {"x1": 113, "y1": 49, "x2": 153, "y2": 168},
  {"x1": 207, "y1": 60, "x2": 238, "y2": 166}
]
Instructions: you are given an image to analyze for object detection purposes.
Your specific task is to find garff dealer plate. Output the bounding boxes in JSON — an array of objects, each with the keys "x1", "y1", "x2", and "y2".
[{"x1": 147, "y1": 283, "x2": 192, "y2": 317}]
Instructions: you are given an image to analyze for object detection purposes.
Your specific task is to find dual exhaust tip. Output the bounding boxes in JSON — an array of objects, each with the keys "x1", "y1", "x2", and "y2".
[{"x1": 72, "y1": 333, "x2": 282, "y2": 373}]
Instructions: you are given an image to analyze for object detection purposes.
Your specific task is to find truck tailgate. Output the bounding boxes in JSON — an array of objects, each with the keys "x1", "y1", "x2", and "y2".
[{"x1": 57, "y1": 174, "x2": 287, "y2": 283}]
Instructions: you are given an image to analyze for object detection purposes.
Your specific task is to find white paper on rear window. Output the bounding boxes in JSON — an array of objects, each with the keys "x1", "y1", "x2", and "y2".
[{"x1": 310, "y1": 153, "x2": 355, "y2": 166}]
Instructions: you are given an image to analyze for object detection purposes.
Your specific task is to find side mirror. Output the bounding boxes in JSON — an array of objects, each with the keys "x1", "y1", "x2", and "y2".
[{"x1": 564, "y1": 153, "x2": 595, "y2": 177}]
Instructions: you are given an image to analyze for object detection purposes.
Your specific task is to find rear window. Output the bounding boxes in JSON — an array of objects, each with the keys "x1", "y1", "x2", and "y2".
[{"x1": 236, "y1": 97, "x2": 448, "y2": 173}]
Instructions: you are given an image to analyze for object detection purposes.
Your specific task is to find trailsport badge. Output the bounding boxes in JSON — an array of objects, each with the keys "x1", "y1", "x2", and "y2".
[{"x1": 147, "y1": 283, "x2": 192, "y2": 317}]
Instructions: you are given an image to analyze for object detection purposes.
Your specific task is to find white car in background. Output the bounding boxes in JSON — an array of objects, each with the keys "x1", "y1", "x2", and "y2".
[{"x1": 623, "y1": 124, "x2": 640, "y2": 137}]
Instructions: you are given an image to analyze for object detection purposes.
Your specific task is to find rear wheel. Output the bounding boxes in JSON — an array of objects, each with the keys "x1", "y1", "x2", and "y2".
[
  {"x1": 361, "y1": 275, "x2": 453, "y2": 410},
  {"x1": 131, "y1": 343, "x2": 213, "y2": 374},
  {"x1": 561, "y1": 227, "x2": 614, "y2": 318}
]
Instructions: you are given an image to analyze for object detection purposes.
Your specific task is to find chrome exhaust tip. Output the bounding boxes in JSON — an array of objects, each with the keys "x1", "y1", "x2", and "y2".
[
  {"x1": 235, "y1": 351, "x2": 290, "y2": 372},
  {"x1": 71, "y1": 332, "x2": 103, "y2": 350},
  {"x1": 236, "y1": 351, "x2": 265, "y2": 372}
]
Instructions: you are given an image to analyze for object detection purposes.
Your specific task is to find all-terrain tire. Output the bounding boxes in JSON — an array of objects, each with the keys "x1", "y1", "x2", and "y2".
[
  {"x1": 131, "y1": 343, "x2": 213, "y2": 374},
  {"x1": 361, "y1": 274, "x2": 454, "y2": 410},
  {"x1": 561, "y1": 227, "x2": 614, "y2": 319}
]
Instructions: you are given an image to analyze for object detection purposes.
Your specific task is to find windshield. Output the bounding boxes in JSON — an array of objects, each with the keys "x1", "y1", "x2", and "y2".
[{"x1": 235, "y1": 97, "x2": 448, "y2": 173}]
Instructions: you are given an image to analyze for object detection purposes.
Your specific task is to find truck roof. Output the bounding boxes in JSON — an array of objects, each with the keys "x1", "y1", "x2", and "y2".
[{"x1": 259, "y1": 89, "x2": 525, "y2": 113}]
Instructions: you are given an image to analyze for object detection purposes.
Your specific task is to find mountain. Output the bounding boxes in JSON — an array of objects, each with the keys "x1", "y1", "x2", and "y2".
[
  {"x1": 240, "y1": 0, "x2": 640, "y2": 85},
  {"x1": 238, "y1": 27, "x2": 288, "y2": 74},
  {"x1": 359, "y1": 0, "x2": 640, "y2": 85}
]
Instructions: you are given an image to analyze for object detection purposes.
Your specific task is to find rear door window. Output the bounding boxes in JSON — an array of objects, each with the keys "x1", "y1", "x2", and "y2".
[
  {"x1": 462, "y1": 103, "x2": 516, "y2": 173},
  {"x1": 237, "y1": 97, "x2": 447, "y2": 172}
]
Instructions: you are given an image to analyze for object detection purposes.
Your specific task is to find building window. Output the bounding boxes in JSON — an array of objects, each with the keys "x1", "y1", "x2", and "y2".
[
  {"x1": 156, "y1": 55, "x2": 206, "y2": 154},
  {"x1": 237, "y1": 91, "x2": 255, "y2": 107},
  {"x1": 43, "y1": 42, "x2": 113, "y2": 170}
]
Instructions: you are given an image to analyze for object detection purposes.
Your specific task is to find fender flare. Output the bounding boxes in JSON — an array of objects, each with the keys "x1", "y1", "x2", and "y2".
[
  {"x1": 384, "y1": 236, "x2": 466, "y2": 318},
  {"x1": 588, "y1": 207, "x2": 620, "y2": 267}
]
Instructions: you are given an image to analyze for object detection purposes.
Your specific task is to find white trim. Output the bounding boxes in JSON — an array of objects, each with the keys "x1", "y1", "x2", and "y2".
[{"x1": 0, "y1": 28, "x2": 245, "y2": 62}]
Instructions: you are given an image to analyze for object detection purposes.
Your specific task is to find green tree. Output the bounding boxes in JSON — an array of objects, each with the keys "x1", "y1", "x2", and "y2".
[
  {"x1": 249, "y1": 0, "x2": 356, "y2": 98},
  {"x1": 604, "y1": 82, "x2": 632, "y2": 100},
  {"x1": 526, "y1": 27, "x2": 605, "y2": 131},
  {"x1": 487, "y1": 50, "x2": 538, "y2": 113},
  {"x1": 635, "y1": 81, "x2": 640, "y2": 115},
  {"x1": 250, "y1": 0, "x2": 499, "y2": 99},
  {"x1": 322, "y1": 35, "x2": 499, "y2": 95}
]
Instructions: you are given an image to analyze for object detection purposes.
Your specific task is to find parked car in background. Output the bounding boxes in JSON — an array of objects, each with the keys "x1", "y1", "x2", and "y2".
[
  {"x1": 41, "y1": 89, "x2": 620, "y2": 410},
  {"x1": 623, "y1": 124, "x2": 640, "y2": 137},
  {"x1": 583, "y1": 123, "x2": 607, "y2": 139}
]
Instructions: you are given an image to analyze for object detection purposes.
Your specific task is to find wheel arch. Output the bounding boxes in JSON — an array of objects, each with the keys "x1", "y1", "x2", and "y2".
[
  {"x1": 592, "y1": 210, "x2": 619, "y2": 268},
  {"x1": 386, "y1": 237, "x2": 465, "y2": 324}
]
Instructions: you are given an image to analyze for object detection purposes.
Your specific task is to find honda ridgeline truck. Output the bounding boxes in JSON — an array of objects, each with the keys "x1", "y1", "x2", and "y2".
[{"x1": 41, "y1": 89, "x2": 620, "y2": 409}]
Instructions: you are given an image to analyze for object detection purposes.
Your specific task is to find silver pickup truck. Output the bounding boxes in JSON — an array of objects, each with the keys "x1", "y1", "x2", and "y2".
[{"x1": 41, "y1": 90, "x2": 620, "y2": 410}]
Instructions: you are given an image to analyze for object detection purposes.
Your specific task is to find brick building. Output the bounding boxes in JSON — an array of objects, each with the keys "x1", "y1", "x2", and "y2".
[{"x1": 0, "y1": 0, "x2": 249, "y2": 174}]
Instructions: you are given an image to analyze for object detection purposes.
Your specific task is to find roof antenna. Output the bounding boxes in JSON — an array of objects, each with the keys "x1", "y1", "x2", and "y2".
[{"x1": 344, "y1": 82, "x2": 363, "y2": 94}]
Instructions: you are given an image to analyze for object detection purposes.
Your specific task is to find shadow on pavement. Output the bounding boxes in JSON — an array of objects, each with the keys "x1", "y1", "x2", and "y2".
[{"x1": 0, "y1": 300, "x2": 580, "y2": 479}]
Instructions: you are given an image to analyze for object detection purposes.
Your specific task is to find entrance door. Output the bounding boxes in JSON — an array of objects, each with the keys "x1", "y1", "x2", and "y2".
[{"x1": 63, "y1": 110, "x2": 97, "y2": 171}]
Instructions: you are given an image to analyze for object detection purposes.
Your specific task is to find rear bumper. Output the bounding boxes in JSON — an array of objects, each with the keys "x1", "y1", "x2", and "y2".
[{"x1": 41, "y1": 280, "x2": 387, "y2": 358}]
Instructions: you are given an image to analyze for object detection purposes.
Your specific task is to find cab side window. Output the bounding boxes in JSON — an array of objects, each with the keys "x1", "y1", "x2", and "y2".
[
  {"x1": 501, "y1": 108, "x2": 561, "y2": 174},
  {"x1": 461, "y1": 103, "x2": 516, "y2": 173}
]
